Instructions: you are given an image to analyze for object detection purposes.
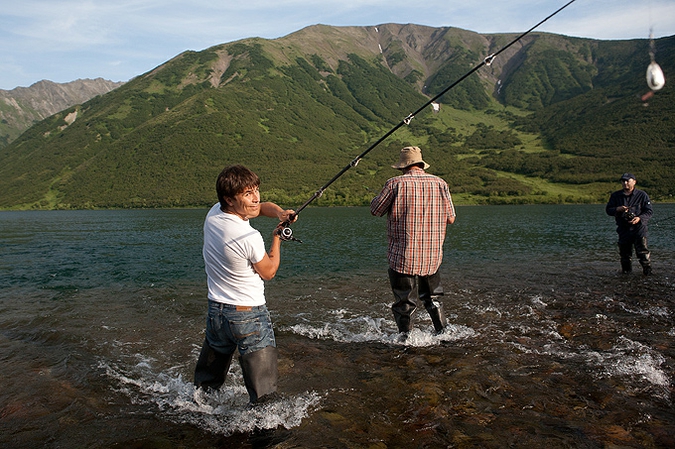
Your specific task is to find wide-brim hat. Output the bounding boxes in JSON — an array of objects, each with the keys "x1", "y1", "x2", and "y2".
[{"x1": 392, "y1": 146, "x2": 430, "y2": 170}]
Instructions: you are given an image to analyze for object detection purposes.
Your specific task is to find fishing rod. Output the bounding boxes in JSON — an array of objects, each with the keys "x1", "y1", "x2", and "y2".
[
  {"x1": 651, "y1": 214, "x2": 675, "y2": 227},
  {"x1": 278, "y1": 0, "x2": 579, "y2": 241}
]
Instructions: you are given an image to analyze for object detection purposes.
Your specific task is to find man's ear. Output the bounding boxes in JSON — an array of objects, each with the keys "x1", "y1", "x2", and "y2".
[{"x1": 221, "y1": 196, "x2": 234, "y2": 209}]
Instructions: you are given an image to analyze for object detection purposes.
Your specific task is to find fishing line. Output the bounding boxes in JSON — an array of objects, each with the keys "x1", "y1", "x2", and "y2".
[
  {"x1": 279, "y1": 0, "x2": 579, "y2": 239},
  {"x1": 642, "y1": 0, "x2": 666, "y2": 101},
  {"x1": 650, "y1": 214, "x2": 675, "y2": 227}
]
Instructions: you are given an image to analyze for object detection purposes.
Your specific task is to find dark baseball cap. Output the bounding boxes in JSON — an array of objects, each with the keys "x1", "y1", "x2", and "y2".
[{"x1": 620, "y1": 173, "x2": 636, "y2": 181}]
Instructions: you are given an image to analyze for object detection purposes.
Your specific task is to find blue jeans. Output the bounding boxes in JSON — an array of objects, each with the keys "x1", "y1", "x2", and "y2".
[{"x1": 205, "y1": 300, "x2": 276, "y2": 357}]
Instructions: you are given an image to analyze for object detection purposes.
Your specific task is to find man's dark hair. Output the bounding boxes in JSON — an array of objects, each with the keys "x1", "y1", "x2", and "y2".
[{"x1": 216, "y1": 165, "x2": 261, "y2": 209}]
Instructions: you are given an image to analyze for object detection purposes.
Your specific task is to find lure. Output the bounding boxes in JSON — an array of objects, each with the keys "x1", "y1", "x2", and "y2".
[
  {"x1": 646, "y1": 29, "x2": 665, "y2": 91},
  {"x1": 646, "y1": 62, "x2": 665, "y2": 91},
  {"x1": 641, "y1": 29, "x2": 666, "y2": 102}
]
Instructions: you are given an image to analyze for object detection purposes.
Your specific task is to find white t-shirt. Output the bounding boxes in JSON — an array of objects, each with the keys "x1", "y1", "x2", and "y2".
[{"x1": 202, "y1": 203, "x2": 267, "y2": 306}]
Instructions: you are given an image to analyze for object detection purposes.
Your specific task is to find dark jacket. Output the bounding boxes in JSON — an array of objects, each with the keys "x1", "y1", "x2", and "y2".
[{"x1": 606, "y1": 188, "x2": 653, "y2": 239}]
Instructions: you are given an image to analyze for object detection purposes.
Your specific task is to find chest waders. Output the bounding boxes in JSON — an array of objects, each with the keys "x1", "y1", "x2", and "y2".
[
  {"x1": 615, "y1": 202, "x2": 652, "y2": 275},
  {"x1": 388, "y1": 269, "x2": 447, "y2": 335},
  {"x1": 194, "y1": 338, "x2": 279, "y2": 404},
  {"x1": 194, "y1": 337, "x2": 233, "y2": 391},
  {"x1": 619, "y1": 236, "x2": 651, "y2": 275},
  {"x1": 239, "y1": 346, "x2": 279, "y2": 404}
]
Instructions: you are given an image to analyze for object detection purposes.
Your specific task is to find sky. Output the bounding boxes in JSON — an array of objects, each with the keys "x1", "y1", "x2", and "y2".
[{"x1": 1, "y1": 0, "x2": 674, "y2": 91}]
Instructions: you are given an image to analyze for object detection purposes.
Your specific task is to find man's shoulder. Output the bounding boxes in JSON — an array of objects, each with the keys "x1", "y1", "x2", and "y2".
[
  {"x1": 628, "y1": 188, "x2": 650, "y2": 200},
  {"x1": 205, "y1": 207, "x2": 253, "y2": 230},
  {"x1": 422, "y1": 172, "x2": 449, "y2": 187},
  {"x1": 402, "y1": 171, "x2": 446, "y2": 182},
  {"x1": 637, "y1": 189, "x2": 653, "y2": 203},
  {"x1": 206, "y1": 202, "x2": 221, "y2": 215}
]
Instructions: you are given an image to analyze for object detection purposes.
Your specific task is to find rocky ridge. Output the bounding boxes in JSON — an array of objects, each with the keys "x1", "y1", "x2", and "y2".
[{"x1": 0, "y1": 78, "x2": 124, "y2": 147}]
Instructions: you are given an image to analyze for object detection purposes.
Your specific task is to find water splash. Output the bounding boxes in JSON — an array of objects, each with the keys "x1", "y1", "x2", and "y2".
[
  {"x1": 585, "y1": 337, "x2": 670, "y2": 400},
  {"x1": 100, "y1": 359, "x2": 321, "y2": 436},
  {"x1": 285, "y1": 313, "x2": 476, "y2": 347}
]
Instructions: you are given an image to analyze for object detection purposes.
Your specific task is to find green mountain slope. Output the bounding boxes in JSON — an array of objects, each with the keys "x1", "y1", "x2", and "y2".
[
  {"x1": 496, "y1": 37, "x2": 675, "y2": 197},
  {"x1": 0, "y1": 24, "x2": 673, "y2": 209}
]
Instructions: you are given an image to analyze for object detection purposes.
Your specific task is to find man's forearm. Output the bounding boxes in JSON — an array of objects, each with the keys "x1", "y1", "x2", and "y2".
[{"x1": 260, "y1": 202, "x2": 283, "y2": 219}]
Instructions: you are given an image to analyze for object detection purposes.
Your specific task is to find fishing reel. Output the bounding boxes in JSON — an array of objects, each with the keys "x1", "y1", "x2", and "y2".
[
  {"x1": 275, "y1": 221, "x2": 302, "y2": 243},
  {"x1": 623, "y1": 210, "x2": 636, "y2": 222}
]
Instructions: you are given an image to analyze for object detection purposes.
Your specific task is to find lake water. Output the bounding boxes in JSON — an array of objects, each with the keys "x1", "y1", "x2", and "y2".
[{"x1": 1, "y1": 204, "x2": 674, "y2": 448}]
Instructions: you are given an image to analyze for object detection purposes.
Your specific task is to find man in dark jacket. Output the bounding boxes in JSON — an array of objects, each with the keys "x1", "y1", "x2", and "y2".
[{"x1": 606, "y1": 173, "x2": 653, "y2": 275}]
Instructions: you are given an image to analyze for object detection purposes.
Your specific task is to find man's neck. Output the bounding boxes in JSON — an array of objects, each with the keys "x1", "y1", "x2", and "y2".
[
  {"x1": 221, "y1": 205, "x2": 248, "y2": 220},
  {"x1": 404, "y1": 166, "x2": 424, "y2": 174}
]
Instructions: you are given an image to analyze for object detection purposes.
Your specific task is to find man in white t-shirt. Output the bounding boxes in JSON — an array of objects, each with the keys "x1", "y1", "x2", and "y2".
[{"x1": 194, "y1": 165, "x2": 296, "y2": 404}]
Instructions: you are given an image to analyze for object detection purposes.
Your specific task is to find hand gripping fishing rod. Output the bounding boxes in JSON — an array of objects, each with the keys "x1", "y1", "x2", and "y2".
[{"x1": 279, "y1": 0, "x2": 578, "y2": 241}]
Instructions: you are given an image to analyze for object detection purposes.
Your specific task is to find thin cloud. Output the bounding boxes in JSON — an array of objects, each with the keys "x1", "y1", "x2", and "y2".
[{"x1": 1, "y1": 0, "x2": 673, "y2": 89}]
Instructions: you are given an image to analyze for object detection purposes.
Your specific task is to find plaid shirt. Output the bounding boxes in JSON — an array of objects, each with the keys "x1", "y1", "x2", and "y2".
[{"x1": 370, "y1": 169, "x2": 455, "y2": 276}]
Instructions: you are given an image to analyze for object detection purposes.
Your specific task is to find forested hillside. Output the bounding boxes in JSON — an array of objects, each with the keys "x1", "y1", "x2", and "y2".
[{"x1": 0, "y1": 24, "x2": 672, "y2": 210}]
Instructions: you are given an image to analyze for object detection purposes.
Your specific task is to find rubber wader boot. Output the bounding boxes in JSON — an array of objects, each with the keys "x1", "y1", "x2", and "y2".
[
  {"x1": 618, "y1": 242, "x2": 633, "y2": 273},
  {"x1": 394, "y1": 314, "x2": 413, "y2": 336},
  {"x1": 194, "y1": 338, "x2": 233, "y2": 390},
  {"x1": 389, "y1": 269, "x2": 417, "y2": 334},
  {"x1": 239, "y1": 346, "x2": 279, "y2": 404},
  {"x1": 424, "y1": 299, "x2": 447, "y2": 333},
  {"x1": 637, "y1": 237, "x2": 652, "y2": 275},
  {"x1": 420, "y1": 272, "x2": 446, "y2": 333}
]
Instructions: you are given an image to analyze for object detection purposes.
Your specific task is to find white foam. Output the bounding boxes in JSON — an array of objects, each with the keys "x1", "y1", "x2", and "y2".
[
  {"x1": 582, "y1": 337, "x2": 670, "y2": 399},
  {"x1": 285, "y1": 315, "x2": 476, "y2": 347},
  {"x1": 100, "y1": 360, "x2": 321, "y2": 435}
]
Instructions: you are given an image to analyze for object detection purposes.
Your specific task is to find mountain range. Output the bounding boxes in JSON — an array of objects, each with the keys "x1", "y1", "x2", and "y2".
[
  {"x1": 0, "y1": 24, "x2": 673, "y2": 210},
  {"x1": 0, "y1": 78, "x2": 124, "y2": 148}
]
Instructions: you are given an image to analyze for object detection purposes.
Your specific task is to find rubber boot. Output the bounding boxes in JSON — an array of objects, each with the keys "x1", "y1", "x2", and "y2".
[
  {"x1": 636, "y1": 237, "x2": 652, "y2": 275},
  {"x1": 393, "y1": 312, "x2": 413, "y2": 333},
  {"x1": 419, "y1": 273, "x2": 446, "y2": 333},
  {"x1": 424, "y1": 299, "x2": 447, "y2": 333},
  {"x1": 194, "y1": 338, "x2": 233, "y2": 390},
  {"x1": 239, "y1": 346, "x2": 279, "y2": 404},
  {"x1": 618, "y1": 242, "x2": 633, "y2": 273},
  {"x1": 389, "y1": 269, "x2": 418, "y2": 334}
]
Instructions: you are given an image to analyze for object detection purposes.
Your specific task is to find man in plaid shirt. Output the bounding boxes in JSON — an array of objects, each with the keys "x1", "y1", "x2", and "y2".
[{"x1": 370, "y1": 146, "x2": 456, "y2": 336}]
